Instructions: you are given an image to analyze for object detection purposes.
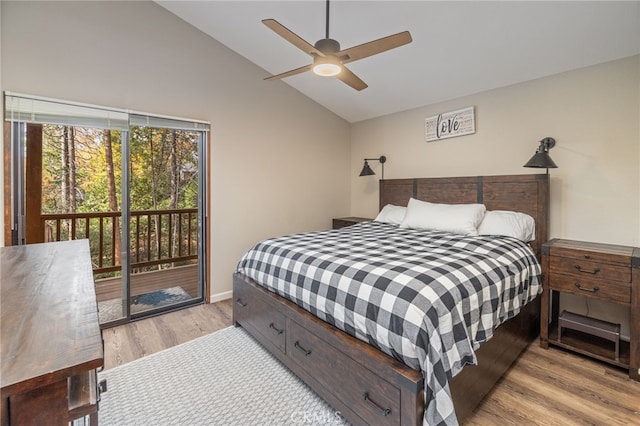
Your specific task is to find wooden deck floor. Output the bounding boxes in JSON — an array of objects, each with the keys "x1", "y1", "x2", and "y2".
[
  {"x1": 95, "y1": 264, "x2": 199, "y2": 302},
  {"x1": 103, "y1": 301, "x2": 640, "y2": 425}
]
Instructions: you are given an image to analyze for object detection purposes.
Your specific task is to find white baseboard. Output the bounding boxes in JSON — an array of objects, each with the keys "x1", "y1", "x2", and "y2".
[{"x1": 209, "y1": 290, "x2": 232, "y2": 303}]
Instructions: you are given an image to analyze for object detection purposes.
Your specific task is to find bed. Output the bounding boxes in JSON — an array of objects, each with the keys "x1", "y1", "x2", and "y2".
[{"x1": 233, "y1": 173, "x2": 549, "y2": 425}]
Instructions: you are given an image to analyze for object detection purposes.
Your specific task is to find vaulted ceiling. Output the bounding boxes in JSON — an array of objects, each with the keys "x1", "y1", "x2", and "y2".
[{"x1": 157, "y1": 1, "x2": 640, "y2": 123}]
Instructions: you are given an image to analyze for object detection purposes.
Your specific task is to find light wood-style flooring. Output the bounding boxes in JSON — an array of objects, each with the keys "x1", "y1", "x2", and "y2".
[
  {"x1": 102, "y1": 300, "x2": 233, "y2": 369},
  {"x1": 102, "y1": 301, "x2": 640, "y2": 425}
]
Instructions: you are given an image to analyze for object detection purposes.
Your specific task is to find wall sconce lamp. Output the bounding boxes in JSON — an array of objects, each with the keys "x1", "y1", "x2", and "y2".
[
  {"x1": 523, "y1": 137, "x2": 558, "y2": 173},
  {"x1": 359, "y1": 156, "x2": 387, "y2": 180}
]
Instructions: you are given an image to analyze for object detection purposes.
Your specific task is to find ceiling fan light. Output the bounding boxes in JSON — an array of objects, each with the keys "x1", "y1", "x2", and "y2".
[
  {"x1": 313, "y1": 63, "x2": 341, "y2": 76},
  {"x1": 312, "y1": 56, "x2": 341, "y2": 77}
]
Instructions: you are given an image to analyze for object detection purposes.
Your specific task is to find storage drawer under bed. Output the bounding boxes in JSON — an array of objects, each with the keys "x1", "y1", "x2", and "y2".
[
  {"x1": 233, "y1": 279, "x2": 287, "y2": 354},
  {"x1": 287, "y1": 320, "x2": 401, "y2": 426}
]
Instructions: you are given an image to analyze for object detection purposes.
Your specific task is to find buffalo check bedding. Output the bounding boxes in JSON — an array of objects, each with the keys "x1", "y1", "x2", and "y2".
[{"x1": 236, "y1": 221, "x2": 542, "y2": 425}]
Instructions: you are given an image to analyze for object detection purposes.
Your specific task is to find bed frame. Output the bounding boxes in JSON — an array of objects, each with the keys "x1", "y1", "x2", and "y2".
[{"x1": 233, "y1": 173, "x2": 549, "y2": 425}]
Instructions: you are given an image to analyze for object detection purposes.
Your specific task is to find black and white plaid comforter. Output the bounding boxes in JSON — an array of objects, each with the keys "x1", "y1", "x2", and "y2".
[{"x1": 236, "y1": 221, "x2": 542, "y2": 425}]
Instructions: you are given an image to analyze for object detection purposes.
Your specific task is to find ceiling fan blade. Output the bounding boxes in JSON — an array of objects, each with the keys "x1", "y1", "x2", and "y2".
[
  {"x1": 339, "y1": 31, "x2": 412, "y2": 64},
  {"x1": 262, "y1": 19, "x2": 324, "y2": 57},
  {"x1": 336, "y1": 66, "x2": 368, "y2": 91},
  {"x1": 264, "y1": 64, "x2": 313, "y2": 81}
]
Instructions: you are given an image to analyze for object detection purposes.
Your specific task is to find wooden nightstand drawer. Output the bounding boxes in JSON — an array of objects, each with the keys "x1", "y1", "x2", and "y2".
[
  {"x1": 549, "y1": 274, "x2": 630, "y2": 304},
  {"x1": 540, "y1": 238, "x2": 640, "y2": 381},
  {"x1": 550, "y1": 242, "x2": 632, "y2": 266},
  {"x1": 550, "y1": 256, "x2": 631, "y2": 283},
  {"x1": 332, "y1": 217, "x2": 372, "y2": 229}
]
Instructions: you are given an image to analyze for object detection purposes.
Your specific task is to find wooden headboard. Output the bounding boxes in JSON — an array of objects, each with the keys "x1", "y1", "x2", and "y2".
[{"x1": 379, "y1": 174, "x2": 550, "y2": 260}]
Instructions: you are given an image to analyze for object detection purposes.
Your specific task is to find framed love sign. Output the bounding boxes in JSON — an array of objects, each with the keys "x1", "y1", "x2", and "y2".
[{"x1": 425, "y1": 106, "x2": 475, "y2": 142}]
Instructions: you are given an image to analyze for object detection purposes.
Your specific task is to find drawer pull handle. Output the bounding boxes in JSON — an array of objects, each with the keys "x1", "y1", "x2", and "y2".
[
  {"x1": 294, "y1": 341, "x2": 312, "y2": 356},
  {"x1": 235, "y1": 298, "x2": 247, "y2": 307},
  {"x1": 98, "y1": 379, "x2": 108, "y2": 395},
  {"x1": 363, "y1": 392, "x2": 391, "y2": 416},
  {"x1": 269, "y1": 323, "x2": 284, "y2": 335},
  {"x1": 574, "y1": 282, "x2": 600, "y2": 293},
  {"x1": 574, "y1": 265, "x2": 600, "y2": 275}
]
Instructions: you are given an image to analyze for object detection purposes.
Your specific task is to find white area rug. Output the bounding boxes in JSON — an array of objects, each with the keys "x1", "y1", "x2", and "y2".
[{"x1": 98, "y1": 326, "x2": 348, "y2": 425}]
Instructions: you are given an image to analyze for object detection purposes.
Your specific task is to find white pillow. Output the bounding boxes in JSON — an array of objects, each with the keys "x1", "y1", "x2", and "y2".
[
  {"x1": 399, "y1": 198, "x2": 486, "y2": 235},
  {"x1": 478, "y1": 210, "x2": 536, "y2": 242},
  {"x1": 374, "y1": 204, "x2": 407, "y2": 225}
]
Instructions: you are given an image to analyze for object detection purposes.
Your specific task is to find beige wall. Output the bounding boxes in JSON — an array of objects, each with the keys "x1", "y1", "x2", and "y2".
[
  {"x1": 351, "y1": 55, "x2": 640, "y2": 337},
  {"x1": 351, "y1": 55, "x2": 640, "y2": 247},
  {"x1": 0, "y1": 1, "x2": 351, "y2": 299}
]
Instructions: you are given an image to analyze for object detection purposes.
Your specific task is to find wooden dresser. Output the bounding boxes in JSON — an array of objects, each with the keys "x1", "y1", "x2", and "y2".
[
  {"x1": 1, "y1": 240, "x2": 104, "y2": 425},
  {"x1": 540, "y1": 239, "x2": 640, "y2": 380}
]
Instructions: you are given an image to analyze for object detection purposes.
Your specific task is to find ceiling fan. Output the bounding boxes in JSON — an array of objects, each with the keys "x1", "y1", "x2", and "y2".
[{"x1": 262, "y1": 0, "x2": 412, "y2": 91}]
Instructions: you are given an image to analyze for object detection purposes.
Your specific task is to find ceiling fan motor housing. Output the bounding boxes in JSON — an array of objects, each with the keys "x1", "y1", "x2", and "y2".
[{"x1": 314, "y1": 38, "x2": 341, "y2": 54}]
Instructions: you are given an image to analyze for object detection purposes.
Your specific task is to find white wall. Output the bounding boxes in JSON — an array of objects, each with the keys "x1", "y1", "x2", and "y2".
[
  {"x1": 351, "y1": 55, "x2": 640, "y2": 337},
  {"x1": 0, "y1": 1, "x2": 351, "y2": 299}
]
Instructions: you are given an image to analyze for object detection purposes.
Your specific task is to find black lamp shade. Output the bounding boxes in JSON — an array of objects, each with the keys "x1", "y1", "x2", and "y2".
[
  {"x1": 359, "y1": 155, "x2": 386, "y2": 179},
  {"x1": 523, "y1": 137, "x2": 558, "y2": 169},
  {"x1": 359, "y1": 160, "x2": 375, "y2": 176},
  {"x1": 524, "y1": 151, "x2": 558, "y2": 169}
]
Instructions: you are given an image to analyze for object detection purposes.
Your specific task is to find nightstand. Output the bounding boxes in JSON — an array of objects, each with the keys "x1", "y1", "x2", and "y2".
[
  {"x1": 540, "y1": 239, "x2": 640, "y2": 381},
  {"x1": 332, "y1": 217, "x2": 372, "y2": 230}
]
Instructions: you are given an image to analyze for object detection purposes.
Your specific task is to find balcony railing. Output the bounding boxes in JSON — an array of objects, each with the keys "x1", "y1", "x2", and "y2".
[{"x1": 41, "y1": 208, "x2": 198, "y2": 276}]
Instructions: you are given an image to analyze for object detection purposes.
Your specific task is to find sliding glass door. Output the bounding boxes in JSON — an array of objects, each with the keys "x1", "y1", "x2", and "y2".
[
  {"x1": 4, "y1": 93, "x2": 209, "y2": 326},
  {"x1": 126, "y1": 121, "x2": 205, "y2": 319}
]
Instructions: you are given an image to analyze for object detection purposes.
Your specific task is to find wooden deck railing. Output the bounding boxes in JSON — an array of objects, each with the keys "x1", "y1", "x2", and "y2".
[{"x1": 41, "y1": 208, "x2": 198, "y2": 275}]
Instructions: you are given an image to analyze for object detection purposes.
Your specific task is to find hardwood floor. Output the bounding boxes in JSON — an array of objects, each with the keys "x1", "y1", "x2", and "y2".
[
  {"x1": 102, "y1": 301, "x2": 640, "y2": 425},
  {"x1": 102, "y1": 300, "x2": 232, "y2": 370},
  {"x1": 466, "y1": 343, "x2": 639, "y2": 426}
]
